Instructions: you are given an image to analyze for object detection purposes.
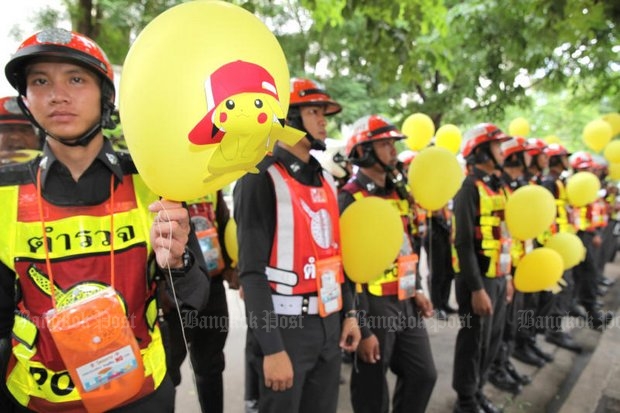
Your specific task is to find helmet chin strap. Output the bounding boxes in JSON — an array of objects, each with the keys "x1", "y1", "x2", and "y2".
[
  {"x1": 46, "y1": 123, "x2": 102, "y2": 147},
  {"x1": 306, "y1": 134, "x2": 326, "y2": 151}
]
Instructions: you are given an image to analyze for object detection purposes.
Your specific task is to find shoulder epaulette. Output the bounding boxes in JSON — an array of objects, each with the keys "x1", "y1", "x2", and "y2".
[
  {"x1": 116, "y1": 150, "x2": 139, "y2": 175},
  {"x1": 0, "y1": 159, "x2": 37, "y2": 186}
]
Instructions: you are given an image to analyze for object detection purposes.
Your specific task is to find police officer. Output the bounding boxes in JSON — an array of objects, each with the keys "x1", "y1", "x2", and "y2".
[
  {"x1": 511, "y1": 138, "x2": 555, "y2": 367},
  {"x1": 569, "y1": 152, "x2": 614, "y2": 329},
  {"x1": 341, "y1": 114, "x2": 437, "y2": 413},
  {"x1": 0, "y1": 28, "x2": 209, "y2": 412},
  {"x1": 538, "y1": 143, "x2": 582, "y2": 353},
  {"x1": 233, "y1": 77, "x2": 360, "y2": 413},
  {"x1": 486, "y1": 137, "x2": 532, "y2": 396},
  {"x1": 0, "y1": 95, "x2": 41, "y2": 163},
  {"x1": 452, "y1": 123, "x2": 511, "y2": 413}
]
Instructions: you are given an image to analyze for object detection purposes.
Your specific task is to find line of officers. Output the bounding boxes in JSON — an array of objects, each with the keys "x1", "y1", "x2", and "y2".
[
  {"x1": 0, "y1": 72, "x2": 617, "y2": 413},
  {"x1": 317, "y1": 116, "x2": 618, "y2": 413}
]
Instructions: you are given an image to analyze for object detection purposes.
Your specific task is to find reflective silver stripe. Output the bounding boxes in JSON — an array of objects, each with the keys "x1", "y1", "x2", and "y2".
[
  {"x1": 267, "y1": 165, "x2": 295, "y2": 269},
  {"x1": 272, "y1": 295, "x2": 319, "y2": 315},
  {"x1": 265, "y1": 266, "x2": 298, "y2": 286},
  {"x1": 322, "y1": 170, "x2": 337, "y2": 195}
]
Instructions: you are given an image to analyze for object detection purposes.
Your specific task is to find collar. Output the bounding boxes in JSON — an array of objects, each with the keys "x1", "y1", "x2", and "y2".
[
  {"x1": 37, "y1": 138, "x2": 124, "y2": 188},
  {"x1": 273, "y1": 145, "x2": 323, "y2": 177},
  {"x1": 472, "y1": 166, "x2": 503, "y2": 190},
  {"x1": 354, "y1": 171, "x2": 393, "y2": 195}
]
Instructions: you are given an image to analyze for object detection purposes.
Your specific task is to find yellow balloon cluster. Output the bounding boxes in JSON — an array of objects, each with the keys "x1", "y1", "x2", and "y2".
[
  {"x1": 402, "y1": 113, "x2": 435, "y2": 151},
  {"x1": 514, "y1": 248, "x2": 564, "y2": 293},
  {"x1": 566, "y1": 171, "x2": 601, "y2": 207},
  {"x1": 505, "y1": 185, "x2": 556, "y2": 241},
  {"x1": 120, "y1": 1, "x2": 298, "y2": 201},
  {"x1": 508, "y1": 117, "x2": 530, "y2": 137},
  {"x1": 408, "y1": 147, "x2": 464, "y2": 211},
  {"x1": 544, "y1": 232, "x2": 584, "y2": 270},
  {"x1": 435, "y1": 124, "x2": 462, "y2": 154},
  {"x1": 583, "y1": 119, "x2": 613, "y2": 153},
  {"x1": 340, "y1": 197, "x2": 403, "y2": 284}
]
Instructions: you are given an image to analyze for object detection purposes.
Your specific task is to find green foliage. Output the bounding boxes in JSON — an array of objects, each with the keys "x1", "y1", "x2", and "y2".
[{"x1": 26, "y1": 0, "x2": 618, "y2": 145}]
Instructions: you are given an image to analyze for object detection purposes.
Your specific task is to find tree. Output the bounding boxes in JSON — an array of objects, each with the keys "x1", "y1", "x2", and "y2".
[
  {"x1": 29, "y1": 0, "x2": 618, "y2": 144},
  {"x1": 293, "y1": 0, "x2": 618, "y2": 133}
]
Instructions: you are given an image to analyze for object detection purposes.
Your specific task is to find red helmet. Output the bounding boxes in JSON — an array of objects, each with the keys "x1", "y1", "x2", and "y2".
[
  {"x1": 289, "y1": 77, "x2": 341, "y2": 116},
  {"x1": 461, "y1": 123, "x2": 510, "y2": 158},
  {"x1": 570, "y1": 151, "x2": 594, "y2": 170},
  {"x1": 544, "y1": 143, "x2": 570, "y2": 158},
  {"x1": 525, "y1": 138, "x2": 547, "y2": 156},
  {"x1": 501, "y1": 136, "x2": 528, "y2": 158},
  {"x1": 0, "y1": 96, "x2": 30, "y2": 126},
  {"x1": 346, "y1": 114, "x2": 404, "y2": 159},
  {"x1": 5, "y1": 28, "x2": 114, "y2": 99}
]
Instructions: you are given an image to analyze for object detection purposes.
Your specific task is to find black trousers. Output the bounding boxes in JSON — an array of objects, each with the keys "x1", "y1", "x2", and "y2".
[
  {"x1": 165, "y1": 276, "x2": 229, "y2": 413},
  {"x1": 574, "y1": 231, "x2": 601, "y2": 310},
  {"x1": 453, "y1": 276, "x2": 506, "y2": 397},
  {"x1": 424, "y1": 223, "x2": 455, "y2": 311},
  {"x1": 350, "y1": 295, "x2": 437, "y2": 413},
  {"x1": 515, "y1": 290, "x2": 555, "y2": 344},
  {"x1": 597, "y1": 221, "x2": 616, "y2": 272},
  {"x1": 246, "y1": 312, "x2": 342, "y2": 413}
]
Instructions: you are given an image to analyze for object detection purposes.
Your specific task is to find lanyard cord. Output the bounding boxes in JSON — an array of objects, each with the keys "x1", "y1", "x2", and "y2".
[{"x1": 36, "y1": 168, "x2": 115, "y2": 309}]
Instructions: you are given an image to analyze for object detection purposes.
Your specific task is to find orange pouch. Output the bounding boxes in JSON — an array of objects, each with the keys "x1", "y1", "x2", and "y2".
[
  {"x1": 397, "y1": 254, "x2": 418, "y2": 300},
  {"x1": 45, "y1": 287, "x2": 145, "y2": 413},
  {"x1": 315, "y1": 256, "x2": 343, "y2": 317}
]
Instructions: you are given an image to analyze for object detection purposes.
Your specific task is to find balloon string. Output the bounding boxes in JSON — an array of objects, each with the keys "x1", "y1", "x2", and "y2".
[
  {"x1": 428, "y1": 211, "x2": 433, "y2": 297},
  {"x1": 154, "y1": 200, "x2": 200, "y2": 403}
]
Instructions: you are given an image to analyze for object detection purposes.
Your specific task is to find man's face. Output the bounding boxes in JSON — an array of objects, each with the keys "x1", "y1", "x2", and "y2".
[
  {"x1": 300, "y1": 105, "x2": 328, "y2": 143},
  {"x1": 0, "y1": 124, "x2": 39, "y2": 151},
  {"x1": 371, "y1": 138, "x2": 398, "y2": 169},
  {"x1": 489, "y1": 140, "x2": 504, "y2": 166},
  {"x1": 23, "y1": 60, "x2": 102, "y2": 142}
]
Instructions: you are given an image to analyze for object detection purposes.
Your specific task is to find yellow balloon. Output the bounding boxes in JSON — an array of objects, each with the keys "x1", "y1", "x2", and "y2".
[
  {"x1": 340, "y1": 197, "x2": 403, "y2": 284},
  {"x1": 544, "y1": 232, "x2": 584, "y2": 270},
  {"x1": 544, "y1": 135, "x2": 562, "y2": 145},
  {"x1": 505, "y1": 185, "x2": 556, "y2": 241},
  {"x1": 566, "y1": 171, "x2": 601, "y2": 207},
  {"x1": 514, "y1": 248, "x2": 563, "y2": 293},
  {"x1": 603, "y1": 140, "x2": 620, "y2": 164},
  {"x1": 402, "y1": 113, "x2": 435, "y2": 151},
  {"x1": 583, "y1": 118, "x2": 613, "y2": 153},
  {"x1": 508, "y1": 117, "x2": 530, "y2": 137},
  {"x1": 224, "y1": 218, "x2": 238, "y2": 266},
  {"x1": 608, "y1": 163, "x2": 620, "y2": 180},
  {"x1": 408, "y1": 146, "x2": 464, "y2": 211},
  {"x1": 120, "y1": 1, "x2": 300, "y2": 201},
  {"x1": 601, "y1": 112, "x2": 620, "y2": 136},
  {"x1": 435, "y1": 124, "x2": 462, "y2": 154}
]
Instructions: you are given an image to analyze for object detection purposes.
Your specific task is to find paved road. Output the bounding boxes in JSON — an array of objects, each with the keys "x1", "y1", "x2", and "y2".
[{"x1": 174, "y1": 253, "x2": 620, "y2": 413}]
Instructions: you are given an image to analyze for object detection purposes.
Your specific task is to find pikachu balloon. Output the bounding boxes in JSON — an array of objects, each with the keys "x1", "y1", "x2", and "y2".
[
  {"x1": 120, "y1": 1, "x2": 303, "y2": 201},
  {"x1": 188, "y1": 60, "x2": 302, "y2": 179}
]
